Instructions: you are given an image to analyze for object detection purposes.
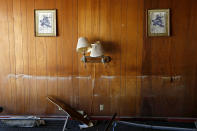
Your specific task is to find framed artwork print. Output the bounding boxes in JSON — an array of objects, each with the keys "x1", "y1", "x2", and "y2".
[
  {"x1": 147, "y1": 9, "x2": 170, "y2": 37},
  {"x1": 35, "y1": 9, "x2": 56, "y2": 36}
]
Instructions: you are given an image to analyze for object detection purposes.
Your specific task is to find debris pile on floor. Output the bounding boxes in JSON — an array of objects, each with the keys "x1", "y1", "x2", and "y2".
[{"x1": 0, "y1": 116, "x2": 45, "y2": 127}]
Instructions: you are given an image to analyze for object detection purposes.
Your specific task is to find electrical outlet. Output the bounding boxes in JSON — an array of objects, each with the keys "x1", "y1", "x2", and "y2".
[{"x1": 100, "y1": 104, "x2": 104, "y2": 111}]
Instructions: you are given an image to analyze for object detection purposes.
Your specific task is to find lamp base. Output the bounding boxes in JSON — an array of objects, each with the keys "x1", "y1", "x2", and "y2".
[{"x1": 81, "y1": 56, "x2": 111, "y2": 63}]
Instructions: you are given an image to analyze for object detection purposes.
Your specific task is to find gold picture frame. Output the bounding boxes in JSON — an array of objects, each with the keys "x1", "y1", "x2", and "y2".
[
  {"x1": 147, "y1": 9, "x2": 170, "y2": 37},
  {"x1": 35, "y1": 9, "x2": 56, "y2": 36}
]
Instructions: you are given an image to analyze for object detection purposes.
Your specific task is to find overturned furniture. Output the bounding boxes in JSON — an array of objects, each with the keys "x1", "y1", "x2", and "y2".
[{"x1": 47, "y1": 96, "x2": 94, "y2": 130}]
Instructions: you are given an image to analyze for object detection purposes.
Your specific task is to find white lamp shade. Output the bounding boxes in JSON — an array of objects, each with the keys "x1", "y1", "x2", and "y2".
[
  {"x1": 76, "y1": 37, "x2": 91, "y2": 53},
  {"x1": 90, "y1": 41, "x2": 104, "y2": 57}
]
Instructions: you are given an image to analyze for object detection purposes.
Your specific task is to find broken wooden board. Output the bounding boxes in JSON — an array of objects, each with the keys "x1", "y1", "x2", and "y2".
[{"x1": 47, "y1": 96, "x2": 93, "y2": 127}]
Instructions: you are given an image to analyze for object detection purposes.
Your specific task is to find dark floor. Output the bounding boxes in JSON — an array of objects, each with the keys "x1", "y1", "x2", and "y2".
[{"x1": 0, "y1": 119, "x2": 196, "y2": 131}]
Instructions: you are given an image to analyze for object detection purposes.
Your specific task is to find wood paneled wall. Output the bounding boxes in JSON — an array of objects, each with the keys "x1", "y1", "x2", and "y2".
[
  {"x1": 0, "y1": 0, "x2": 143, "y2": 116},
  {"x1": 0, "y1": 0, "x2": 197, "y2": 117},
  {"x1": 142, "y1": 0, "x2": 197, "y2": 117}
]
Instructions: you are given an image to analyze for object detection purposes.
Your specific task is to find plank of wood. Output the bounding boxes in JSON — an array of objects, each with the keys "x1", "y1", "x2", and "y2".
[
  {"x1": 45, "y1": 0, "x2": 58, "y2": 115},
  {"x1": 0, "y1": 0, "x2": 12, "y2": 114},
  {"x1": 136, "y1": 0, "x2": 144, "y2": 116},
  {"x1": 56, "y1": 0, "x2": 74, "y2": 114},
  {"x1": 12, "y1": 0, "x2": 25, "y2": 114},
  {"x1": 34, "y1": 0, "x2": 48, "y2": 115},
  {"x1": 109, "y1": 0, "x2": 122, "y2": 116},
  {"x1": 7, "y1": 0, "x2": 17, "y2": 114},
  {"x1": 47, "y1": 96, "x2": 93, "y2": 126},
  {"x1": 92, "y1": 0, "x2": 110, "y2": 116},
  {"x1": 21, "y1": 0, "x2": 30, "y2": 114},
  {"x1": 77, "y1": 0, "x2": 93, "y2": 114},
  {"x1": 121, "y1": 0, "x2": 139, "y2": 116},
  {"x1": 26, "y1": 0, "x2": 37, "y2": 114},
  {"x1": 71, "y1": 0, "x2": 80, "y2": 109}
]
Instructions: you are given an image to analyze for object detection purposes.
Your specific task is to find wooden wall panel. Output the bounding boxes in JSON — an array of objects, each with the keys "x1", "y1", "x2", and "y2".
[
  {"x1": 26, "y1": 0, "x2": 37, "y2": 114},
  {"x1": 13, "y1": 0, "x2": 25, "y2": 114},
  {"x1": 34, "y1": 0, "x2": 48, "y2": 114},
  {"x1": 77, "y1": 0, "x2": 93, "y2": 114},
  {"x1": 21, "y1": 0, "x2": 29, "y2": 114},
  {"x1": 7, "y1": 0, "x2": 16, "y2": 114},
  {"x1": 109, "y1": 0, "x2": 122, "y2": 116},
  {"x1": 122, "y1": 0, "x2": 139, "y2": 116},
  {"x1": 142, "y1": 0, "x2": 197, "y2": 117},
  {"x1": 93, "y1": 0, "x2": 111, "y2": 116},
  {"x1": 71, "y1": 0, "x2": 80, "y2": 110},
  {"x1": 45, "y1": 0, "x2": 58, "y2": 114},
  {"x1": 56, "y1": 0, "x2": 73, "y2": 114},
  {"x1": 0, "y1": 0, "x2": 11, "y2": 114},
  {"x1": 0, "y1": 0, "x2": 197, "y2": 117},
  {"x1": 136, "y1": 0, "x2": 144, "y2": 116}
]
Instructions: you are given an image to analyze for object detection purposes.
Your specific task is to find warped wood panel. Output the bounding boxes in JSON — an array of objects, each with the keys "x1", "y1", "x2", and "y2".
[{"x1": 0, "y1": 0, "x2": 197, "y2": 117}]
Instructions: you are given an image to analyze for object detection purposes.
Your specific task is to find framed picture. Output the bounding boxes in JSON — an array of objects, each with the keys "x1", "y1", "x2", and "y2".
[
  {"x1": 147, "y1": 9, "x2": 170, "y2": 37},
  {"x1": 35, "y1": 9, "x2": 56, "y2": 36}
]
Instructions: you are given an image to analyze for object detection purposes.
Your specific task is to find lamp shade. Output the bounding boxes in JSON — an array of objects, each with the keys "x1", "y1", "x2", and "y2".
[
  {"x1": 76, "y1": 37, "x2": 91, "y2": 54},
  {"x1": 90, "y1": 41, "x2": 104, "y2": 57}
]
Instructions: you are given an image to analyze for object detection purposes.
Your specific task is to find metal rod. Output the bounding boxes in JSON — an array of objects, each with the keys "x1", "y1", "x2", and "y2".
[
  {"x1": 62, "y1": 116, "x2": 69, "y2": 131},
  {"x1": 118, "y1": 121, "x2": 197, "y2": 131},
  {"x1": 104, "y1": 113, "x2": 117, "y2": 131}
]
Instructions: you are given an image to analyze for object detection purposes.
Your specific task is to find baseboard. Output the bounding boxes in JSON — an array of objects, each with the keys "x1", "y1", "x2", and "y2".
[{"x1": 0, "y1": 115, "x2": 196, "y2": 122}]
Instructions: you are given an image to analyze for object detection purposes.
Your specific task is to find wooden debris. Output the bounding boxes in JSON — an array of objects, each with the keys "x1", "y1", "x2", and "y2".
[{"x1": 47, "y1": 96, "x2": 93, "y2": 127}]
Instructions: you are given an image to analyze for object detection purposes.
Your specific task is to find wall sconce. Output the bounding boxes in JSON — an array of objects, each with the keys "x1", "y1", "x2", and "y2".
[{"x1": 76, "y1": 37, "x2": 111, "y2": 64}]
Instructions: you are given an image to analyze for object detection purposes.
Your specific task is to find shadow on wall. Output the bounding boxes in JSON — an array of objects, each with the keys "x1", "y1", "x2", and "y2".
[{"x1": 101, "y1": 41, "x2": 120, "y2": 55}]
